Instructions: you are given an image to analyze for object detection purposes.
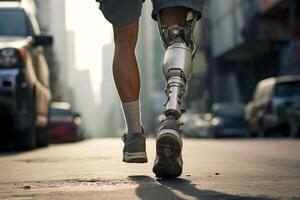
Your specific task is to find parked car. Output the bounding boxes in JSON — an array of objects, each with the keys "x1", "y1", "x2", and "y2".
[
  {"x1": 209, "y1": 103, "x2": 249, "y2": 138},
  {"x1": 245, "y1": 75, "x2": 300, "y2": 137},
  {"x1": 181, "y1": 112, "x2": 211, "y2": 138},
  {"x1": 0, "y1": 1, "x2": 53, "y2": 150},
  {"x1": 49, "y1": 102, "x2": 85, "y2": 143}
]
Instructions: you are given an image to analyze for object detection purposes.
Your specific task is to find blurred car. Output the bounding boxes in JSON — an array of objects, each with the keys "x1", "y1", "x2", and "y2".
[
  {"x1": 209, "y1": 103, "x2": 249, "y2": 138},
  {"x1": 181, "y1": 112, "x2": 211, "y2": 138},
  {"x1": 0, "y1": 1, "x2": 53, "y2": 150},
  {"x1": 245, "y1": 75, "x2": 300, "y2": 137},
  {"x1": 286, "y1": 102, "x2": 300, "y2": 137},
  {"x1": 49, "y1": 102, "x2": 85, "y2": 143}
]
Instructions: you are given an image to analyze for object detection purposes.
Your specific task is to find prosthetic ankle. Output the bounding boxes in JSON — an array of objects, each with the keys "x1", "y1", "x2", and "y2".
[{"x1": 158, "y1": 12, "x2": 199, "y2": 120}]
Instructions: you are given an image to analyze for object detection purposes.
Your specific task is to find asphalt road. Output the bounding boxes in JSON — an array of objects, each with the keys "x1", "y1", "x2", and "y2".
[{"x1": 0, "y1": 138, "x2": 300, "y2": 200}]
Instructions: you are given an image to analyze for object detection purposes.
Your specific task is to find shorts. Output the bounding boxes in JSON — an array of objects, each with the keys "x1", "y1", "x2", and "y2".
[{"x1": 96, "y1": 0, "x2": 204, "y2": 27}]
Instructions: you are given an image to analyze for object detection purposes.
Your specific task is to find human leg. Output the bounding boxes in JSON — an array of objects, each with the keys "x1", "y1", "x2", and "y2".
[
  {"x1": 113, "y1": 25, "x2": 147, "y2": 162},
  {"x1": 113, "y1": 23, "x2": 140, "y2": 104},
  {"x1": 97, "y1": 0, "x2": 147, "y2": 163},
  {"x1": 161, "y1": 7, "x2": 189, "y2": 27},
  {"x1": 113, "y1": 23, "x2": 143, "y2": 135}
]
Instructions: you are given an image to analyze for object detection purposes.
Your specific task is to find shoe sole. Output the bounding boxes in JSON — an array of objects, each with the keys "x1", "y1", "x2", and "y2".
[
  {"x1": 153, "y1": 130, "x2": 182, "y2": 178},
  {"x1": 123, "y1": 152, "x2": 148, "y2": 163}
]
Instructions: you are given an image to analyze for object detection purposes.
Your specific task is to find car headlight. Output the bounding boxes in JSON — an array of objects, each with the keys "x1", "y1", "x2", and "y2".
[
  {"x1": 74, "y1": 117, "x2": 82, "y2": 125},
  {"x1": 0, "y1": 48, "x2": 24, "y2": 67},
  {"x1": 211, "y1": 117, "x2": 223, "y2": 127},
  {"x1": 194, "y1": 118, "x2": 202, "y2": 127}
]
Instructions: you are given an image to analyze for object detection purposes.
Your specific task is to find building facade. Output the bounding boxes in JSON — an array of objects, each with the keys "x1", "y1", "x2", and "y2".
[{"x1": 207, "y1": 0, "x2": 300, "y2": 105}]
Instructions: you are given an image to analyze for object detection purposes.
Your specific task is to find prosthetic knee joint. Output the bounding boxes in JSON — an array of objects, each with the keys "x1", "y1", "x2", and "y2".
[{"x1": 158, "y1": 12, "x2": 199, "y2": 120}]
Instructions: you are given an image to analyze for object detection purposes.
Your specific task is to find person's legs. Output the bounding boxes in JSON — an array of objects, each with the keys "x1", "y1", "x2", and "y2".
[
  {"x1": 113, "y1": 23, "x2": 142, "y2": 134},
  {"x1": 113, "y1": 23, "x2": 140, "y2": 103},
  {"x1": 113, "y1": 23, "x2": 147, "y2": 163},
  {"x1": 97, "y1": 0, "x2": 147, "y2": 163}
]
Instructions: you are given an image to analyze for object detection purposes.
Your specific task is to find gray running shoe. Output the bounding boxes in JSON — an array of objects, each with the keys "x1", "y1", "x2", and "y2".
[
  {"x1": 122, "y1": 130, "x2": 148, "y2": 163},
  {"x1": 153, "y1": 116, "x2": 183, "y2": 178}
]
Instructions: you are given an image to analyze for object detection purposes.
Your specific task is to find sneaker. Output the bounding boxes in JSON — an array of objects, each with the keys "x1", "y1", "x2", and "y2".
[
  {"x1": 122, "y1": 130, "x2": 148, "y2": 163},
  {"x1": 153, "y1": 116, "x2": 183, "y2": 178}
]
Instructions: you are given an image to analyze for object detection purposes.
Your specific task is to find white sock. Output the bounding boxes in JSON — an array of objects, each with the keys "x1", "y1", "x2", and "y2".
[{"x1": 122, "y1": 100, "x2": 142, "y2": 133}]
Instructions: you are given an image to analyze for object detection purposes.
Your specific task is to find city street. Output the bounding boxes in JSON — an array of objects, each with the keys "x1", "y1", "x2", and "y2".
[
  {"x1": 1, "y1": 0, "x2": 300, "y2": 199},
  {"x1": 0, "y1": 138, "x2": 300, "y2": 200}
]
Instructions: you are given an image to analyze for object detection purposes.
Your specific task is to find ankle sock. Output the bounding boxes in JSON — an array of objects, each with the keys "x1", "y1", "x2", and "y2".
[{"x1": 122, "y1": 100, "x2": 142, "y2": 133}]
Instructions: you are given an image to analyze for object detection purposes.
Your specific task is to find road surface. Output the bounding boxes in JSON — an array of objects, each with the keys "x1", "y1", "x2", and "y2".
[{"x1": 0, "y1": 138, "x2": 300, "y2": 199}]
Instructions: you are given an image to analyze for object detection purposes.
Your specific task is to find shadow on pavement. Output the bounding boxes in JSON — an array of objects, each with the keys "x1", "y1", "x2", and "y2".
[
  {"x1": 129, "y1": 176, "x2": 274, "y2": 200},
  {"x1": 0, "y1": 149, "x2": 33, "y2": 157},
  {"x1": 0, "y1": 145, "x2": 41, "y2": 157}
]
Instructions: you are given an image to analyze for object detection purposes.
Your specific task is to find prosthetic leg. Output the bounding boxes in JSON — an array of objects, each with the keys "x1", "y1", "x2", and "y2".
[
  {"x1": 153, "y1": 12, "x2": 199, "y2": 178},
  {"x1": 158, "y1": 11, "x2": 199, "y2": 120}
]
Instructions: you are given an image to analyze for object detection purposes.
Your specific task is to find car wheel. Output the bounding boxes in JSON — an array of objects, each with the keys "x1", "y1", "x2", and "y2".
[
  {"x1": 15, "y1": 91, "x2": 37, "y2": 150},
  {"x1": 15, "y1": 124, "x2": 37, "y2": 150},
  {"x1": 37, "y1": 126, "x2": 49, "y2": 147},
  {"x1": 245, "y1": 131, "x2": 251, "y2": 138},
  {"x1": 209, "y1": 130, "x2": 215, "y2": 138},
  {"x1": 212, "y1": 131, "x2": 218, "y2": 138},
  {"x1": 258, "y1": 118, "x2": 266, "y2": 138},
  {"x1": 289, "y1": 125, "x2": 299, "y2": 138},
  {"x1": 37, "y1": 105, "x2": 51, "y2": 147},
  {"x1": 258, "y1": 130, "x2": 266, "y2": 138},
  {"x1": 249, "y1": 128, "x2": 259, "y2": 137}
]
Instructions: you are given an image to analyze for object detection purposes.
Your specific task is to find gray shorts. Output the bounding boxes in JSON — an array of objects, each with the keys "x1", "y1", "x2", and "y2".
[{"x1": 96, "y1": 0, "x2": 204, "y2": 27}]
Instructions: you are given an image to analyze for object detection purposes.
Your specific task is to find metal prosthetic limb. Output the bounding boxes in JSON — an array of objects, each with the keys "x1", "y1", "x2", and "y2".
[{"x1": 158, "y1": 12, "x2": 199, "y2": 120}]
